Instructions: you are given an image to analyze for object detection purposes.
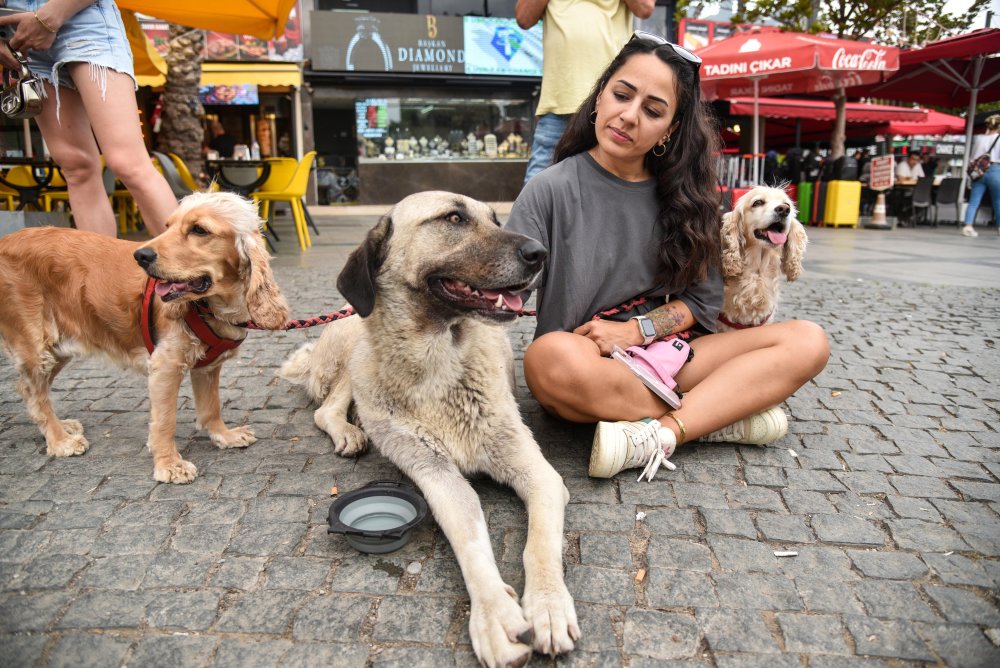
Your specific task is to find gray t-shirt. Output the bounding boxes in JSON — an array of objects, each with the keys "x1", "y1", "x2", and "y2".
[{"x1": 505, "y1": 152, "x2": 723, "y2": 338}]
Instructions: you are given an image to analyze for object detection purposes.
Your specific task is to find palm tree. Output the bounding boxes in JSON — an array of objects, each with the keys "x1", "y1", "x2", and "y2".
[{"x1": 158, "y1": 24, "x2": 205, "y2": 179}]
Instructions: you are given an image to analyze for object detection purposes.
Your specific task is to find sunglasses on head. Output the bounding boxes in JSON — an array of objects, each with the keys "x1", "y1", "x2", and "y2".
[{"x1": 629, "y1": 31, "x2": 702, "y2": 71}]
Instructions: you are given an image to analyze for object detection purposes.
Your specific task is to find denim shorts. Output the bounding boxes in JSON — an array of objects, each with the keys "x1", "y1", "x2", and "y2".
[{"x1": 6, "y1": 0, "x2": 135, "y2": 91}]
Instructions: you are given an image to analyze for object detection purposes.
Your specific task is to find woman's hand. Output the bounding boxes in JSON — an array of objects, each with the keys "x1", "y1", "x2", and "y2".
[
  {"x1": 0, "y1": 9, "x2": 60, "y2": 63},
  {"x1": 574, "y1": 319, "x2": 643, "y2": 356}
]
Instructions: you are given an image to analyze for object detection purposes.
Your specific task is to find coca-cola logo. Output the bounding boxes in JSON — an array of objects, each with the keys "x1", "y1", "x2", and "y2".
[{"x1": 831, "y1": 47, "x2": 887, "y2": 71}]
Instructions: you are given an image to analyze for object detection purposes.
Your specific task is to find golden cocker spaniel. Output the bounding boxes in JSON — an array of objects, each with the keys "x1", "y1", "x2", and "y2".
[
  {"x1": 0, "y1": 192, "x2": 288, "y2": 483},
  {"x1": 719, "y1": 186, "x2": 807, "y2": 332}
]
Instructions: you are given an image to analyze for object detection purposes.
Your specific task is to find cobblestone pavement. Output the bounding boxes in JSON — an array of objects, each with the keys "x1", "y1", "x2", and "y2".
[{"x1": 1, "y1": 211, "x2": 999, "y2": 667}]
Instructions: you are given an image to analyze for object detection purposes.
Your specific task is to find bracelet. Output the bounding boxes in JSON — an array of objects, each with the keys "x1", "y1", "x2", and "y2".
[
  {"x1": 664, "y1": 411, "x2": 686, "y2": 444},
  {"x1": 34, "y1": 13, "x2": 58, "y2": 34}
]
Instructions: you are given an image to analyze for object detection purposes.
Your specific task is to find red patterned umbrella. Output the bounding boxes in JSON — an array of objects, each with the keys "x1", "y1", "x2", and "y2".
[{"x1": 697, "y1": 27, "x2": 900, "y2": 182}]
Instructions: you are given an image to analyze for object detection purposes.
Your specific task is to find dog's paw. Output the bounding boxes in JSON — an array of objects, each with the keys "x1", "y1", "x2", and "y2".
[
  {"x1": 521, "y1": 581, "x2": 580, "y2": 657},
  {"x1": 314, "y1": 411, "x2": 368, "y2": 457},
  {"x1": 210, "y1": 426, "x2": 257, "y2": 449},
  {"x1": 47, "y1": 433, "x2": 89, "y2": 457},
  {"x1": 154, "y1": 459, "x2": 198, "y2": 484},
  {"x1": 469, "y1": 587, "x2": 533, "y2": 668},
  {"x1": 60, "y1": 419, "x2": 84, "y2": 436}
]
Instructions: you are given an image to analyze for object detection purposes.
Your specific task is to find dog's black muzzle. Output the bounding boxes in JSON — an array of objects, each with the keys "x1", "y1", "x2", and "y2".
[{"x1": 134, "y1": 247, "x2": 156, "y2": 271}]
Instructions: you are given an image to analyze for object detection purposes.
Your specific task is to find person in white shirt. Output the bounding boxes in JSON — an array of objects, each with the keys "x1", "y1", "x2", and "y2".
[
  {"x1": 895, "y1": 153, "x2": 925, "y2": 185},
  {"x1": 962, "y1": 114, "x2": 1000, "y2": 237}
]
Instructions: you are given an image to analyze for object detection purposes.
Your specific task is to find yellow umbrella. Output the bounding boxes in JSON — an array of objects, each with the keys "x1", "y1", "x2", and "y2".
[
  {"x1": 121, "y1": 10, "x2": 167, "y2": 79},
  {"x1": 117, "y1": 0, "x2": 297, "y2": 40}
]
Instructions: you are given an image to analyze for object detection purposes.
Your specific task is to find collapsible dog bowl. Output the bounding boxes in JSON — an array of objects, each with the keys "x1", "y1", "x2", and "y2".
[{"x1": 327, "y1": 481, "x2": 429, "y2": 554}]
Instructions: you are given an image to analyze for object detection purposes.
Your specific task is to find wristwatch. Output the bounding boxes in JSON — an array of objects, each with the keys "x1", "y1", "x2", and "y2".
[{"x1": 632, "y1": 315, "x2": 656, "y2": 346}]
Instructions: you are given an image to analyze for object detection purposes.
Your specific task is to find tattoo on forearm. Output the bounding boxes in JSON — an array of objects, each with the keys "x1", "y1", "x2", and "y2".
[{"x1": 648, "y1": 303, "x2": 687, "y2": 337}]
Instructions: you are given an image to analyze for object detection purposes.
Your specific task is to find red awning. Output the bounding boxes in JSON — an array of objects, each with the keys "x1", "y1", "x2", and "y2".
[
  {"x1": 726, "y1": 97, "x2": 926, "y2": 123},
  {"x1": 879, "y1": 110, "x2": 967, "y2": 136}
]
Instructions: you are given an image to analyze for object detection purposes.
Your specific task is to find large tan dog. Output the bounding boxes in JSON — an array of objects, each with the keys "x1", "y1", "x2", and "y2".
[
  {"x1": 280, "y1": 191, "x2": 578, "y2": 666},
  {"x1": 0, "y1": 192, "x2": 288, "y2": 483},
  {"x1": 719, "y1": 185, "x2": 807, "y2": 331}
]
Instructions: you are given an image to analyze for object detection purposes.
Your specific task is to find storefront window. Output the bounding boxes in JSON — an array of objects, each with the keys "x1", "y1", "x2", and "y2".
[{"x1": 355, "y1": 95, "x2": 533, "y2": 162}]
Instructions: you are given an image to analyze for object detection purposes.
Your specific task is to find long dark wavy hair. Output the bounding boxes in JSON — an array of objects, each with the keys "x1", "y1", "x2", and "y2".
[{"x1": 554, "y1": 37, "x2": 721, "y2": 288}]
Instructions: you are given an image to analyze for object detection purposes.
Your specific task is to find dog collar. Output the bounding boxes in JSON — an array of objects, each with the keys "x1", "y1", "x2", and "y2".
[
  {"x1": 141, "y1": 276, "x2": 245, "y2": 368},
  {"x1": 718, "y1": 311, "x2": 773, "y2": 330}
]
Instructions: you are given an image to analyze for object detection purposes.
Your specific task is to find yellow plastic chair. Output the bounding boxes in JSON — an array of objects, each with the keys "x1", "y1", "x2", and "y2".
[
  {"x1": 3, "y1": 165, "x2": 49, "y2": 211},
  {"x1": 250, "y1": 151, "x2": 316, "y2": 250},
  {"x1": 167, "y1": 153, "x2": 208, "y2": 193},
  {"x1": 0, "y1": 176, "x2": 16, "y2": 210}
]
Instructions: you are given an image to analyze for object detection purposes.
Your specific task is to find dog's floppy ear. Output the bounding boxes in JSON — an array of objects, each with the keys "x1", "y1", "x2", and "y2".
[
  {"x1": 244, "y1": 234, "x2": 290, "y2": 329},
  {"x1": 782, "y1": 219, "x2": 807, "y2": 282},
  {"x1": 337, "y1": 215, "x2": 393, "y2": 317},
  {"x1": 720, "y1": 208, "x2": 745, "y2": 278}
]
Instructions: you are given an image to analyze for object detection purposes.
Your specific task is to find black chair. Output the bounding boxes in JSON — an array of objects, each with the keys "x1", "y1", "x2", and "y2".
[
  {"x1": 934, "y1": 178, "x2": 963, "y2": 224},
  {"x1": 911, "y1": 176, "x2": 935, "y2": 226},
  {"x1": 152, "y1": 151, "x2": 195, "y2": 199}
]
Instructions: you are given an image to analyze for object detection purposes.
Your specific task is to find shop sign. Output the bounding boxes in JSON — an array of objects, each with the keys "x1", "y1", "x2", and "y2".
[
  {"x1": 869, "y1": 155, "x2": 894, "y2": 191},
  {"x1": 310, "y1": 11, "x2": 542, "y2": 76}
]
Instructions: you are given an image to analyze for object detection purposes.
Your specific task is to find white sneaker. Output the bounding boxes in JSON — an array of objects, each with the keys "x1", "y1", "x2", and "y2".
[
  {"x1": 700, "y1": 407, "x2": 788, "y2": 445},
  {"x1": 961, "y1": 226, "x2": 979, "y2": 237},
  {"x1": 589, "y1": 418, "x2": 676, "y2": 481}
]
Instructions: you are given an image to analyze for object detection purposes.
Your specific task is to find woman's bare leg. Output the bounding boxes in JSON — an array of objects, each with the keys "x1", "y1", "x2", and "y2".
[
  {"x1": 523, "y1": 320, "x2": 830, "y2": 442},
  {"x1": 67, "y1": 64, "x2": 177, "y2": 236},
  {"x1": 33, "y1": 80, "x2": 116, "y2": 237}
]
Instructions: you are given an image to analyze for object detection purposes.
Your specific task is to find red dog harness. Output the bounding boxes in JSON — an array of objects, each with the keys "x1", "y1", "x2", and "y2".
[
  {"x1": 717, "y1": 311, "x2": 773, "y2": 330},
  {"x1": 141, "y1": 277, "x2": 244, "y2": 368}
]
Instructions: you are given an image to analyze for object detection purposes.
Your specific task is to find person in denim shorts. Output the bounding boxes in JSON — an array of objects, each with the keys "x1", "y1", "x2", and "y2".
[{"x1": 0, "y1": 0, "x2": 176, "y2": 237}]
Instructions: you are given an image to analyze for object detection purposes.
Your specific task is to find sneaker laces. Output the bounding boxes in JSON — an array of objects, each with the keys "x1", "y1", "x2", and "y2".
[{"x1": 627, "y1": 422, "x2": 677, "y2": 482}]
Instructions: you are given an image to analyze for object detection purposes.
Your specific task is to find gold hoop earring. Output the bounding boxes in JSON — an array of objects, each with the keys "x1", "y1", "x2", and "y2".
[
  {"x1": 652, "y1": 143, "x2": 666, "y2": 157},
  {"x1": 589, "y1": 110, "x2": 597, "y2": 125}
]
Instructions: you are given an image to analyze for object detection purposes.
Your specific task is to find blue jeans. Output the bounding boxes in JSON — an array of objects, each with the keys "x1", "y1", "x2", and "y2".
[
  {"x1": 523, "y1": 113, "x2": 570, "y2": 185},
  {"x1": 964, "y1": 163, "x2": 1000, "y2": 226}
]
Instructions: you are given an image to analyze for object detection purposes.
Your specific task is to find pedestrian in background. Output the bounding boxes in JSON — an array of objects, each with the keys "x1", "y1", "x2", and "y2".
[
  {"x1": 505, "y1": 33, "x2": 829, "y2": 482},
  {"x1": 516, "y1": 0, "x2": 654, "y2": 185},
  {"x1": 962, "y1": 114, "x2": 1000, "y2": 238},
  {"x1": 0, "y1": 0, "x2": 177, "y2": 237}
]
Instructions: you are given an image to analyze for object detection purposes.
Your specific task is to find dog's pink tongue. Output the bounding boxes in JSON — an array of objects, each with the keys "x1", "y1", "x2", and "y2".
[
  {"x1": 481, "y1": 289, "x2": 523, "y2": 311},
  {"x1": 767, "y1": 230, "x2": 788, "y2": 245},
  {"x1": 154, "y1": 281, "x2": 188, "y2": 298}
]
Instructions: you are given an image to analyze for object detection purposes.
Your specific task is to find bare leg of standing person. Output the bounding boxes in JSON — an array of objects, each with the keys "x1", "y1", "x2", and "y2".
[
  {"x1": 33, "y1": 78, "x2": 117, "y2": 237},
  {"x1": 72, "y1": 64, "x2": 176, "y2": 236}
]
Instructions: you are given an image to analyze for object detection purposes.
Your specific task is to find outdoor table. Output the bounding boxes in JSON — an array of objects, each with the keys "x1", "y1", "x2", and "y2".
[
  {"x1": 0, "y1": 157, "x2": 57, "y2": 211},
  {"x1": 206, "y1": 159, "x2": 271, "y2": 198}
]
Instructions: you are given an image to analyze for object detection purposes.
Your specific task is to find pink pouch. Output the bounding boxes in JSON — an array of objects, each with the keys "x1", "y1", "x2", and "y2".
[{"x1": 625, "y1": 337, "x2": 692, "y2": 391}]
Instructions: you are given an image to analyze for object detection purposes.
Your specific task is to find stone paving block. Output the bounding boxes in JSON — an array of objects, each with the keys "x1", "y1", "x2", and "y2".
[
  {"x1": 180, "y1": 498, "x2": 245, "y2": 525},
  {"x1": 844, "y1": 615, "x2": 935, "y2": 662},
  {"x1": 55, "y1": 590, "x2": 150, "y2": 630},
  {"x1": 36, "y1": 527, "x2": 99, "y2": 555},
  {"x1": 714, "y1": 655, "x2": 802, "y2": 668},
  {"x1": 781, "y1": 489, "x2": 837, "y2": 515},
  {"x1": 45, "y1": 632, "x2": 133, "y2": 668},
  {"x1": 372, "y1": 595, "x2": 454, "y2": 643},
  {"x1": 914, "y1": 623, "x2": 1000, "y2": 668},
  {"x1": 171, "y1": 523, "x2": 234, "y2": 554},
  {"x1": 701, "y1": 508, "x2": 757, "y2": 539},
  {"x1": 330, "y1": 556, "x2": 404, "y2": 594},
  {"x1": 646, "y1": 537, "x2": 713, "y2": 572},
  {"x1": 755, "y1": 513, "x2": 815, "y2": 544},
  {"x1": 0, "y1": 591, "x2": 73, "y2": 632},
  {"x1": 922, "y1": 553, "x2": 996, "y2": 588},
  {"x1": 13, "y1": 552, "x2": 89, "y2": 590},
  {"x1": 211, "y1": 556, "x2": 265, "y2": 590},
  {"x1": 579, "y1": 532, "x2": 631, "y2": 568},
  {"x1": 888, "y1": 474, "x2": 958, "y2": 499},
  {"x1": 143, "y1": 550, "x2": 216, "y2": 588},
  {"x1": 646, "y1": 568, "x2": 718, "y2": 608},
  {"x1": 696, "y1": 608, "x2": 780, "y2": 653},
  {"x1": 883, "y1": 494, "x2": 941, "y2": 521},
  {"x1": 777, "y1": 611, "x2": 851, "y2": 654},
  {"x1": 794, "y1": 576, "x2": 865, "y2": 614},
  {"x1": 0, "y1": 529, "x2": 48, "y2": 563},
  {"x1": 642, "y1": 507, "x2": 700, "y2": 537},
  {"x1": 725, "y1": 485, "x2": 786, "y2": 512},
  {"x1": 707, "y1": 536, "x2": 778, "y2": 573},
  {"x1": 371, "y1": 647, "x2": 462, "y2": 667},
  {"x1": 571, "y1": 603, "x2": 621, "y2": 655},
  {"x1": 619, "y1": 481, "x2": 677, "y2": 507},
  {"x1": 129, "y1": 635, "x2": 218, "y2": 667},
  {"x1": 28, "y1": 474, "x2": 107, "y2": 502},
  {"x1": 145, "y1": 590, "x2": 222, "y2": 630},
  {"x1": 212, "y1": 639, "x2": 294, "y2": 668},
  {"x1": 564, "y1": 503, "x2": 636, "y2": 532},
  {"x1": 215, "y1": 589, "x2": 302, "y2": 634},
  {"x1": 885, "y1": 518, "x2": 971, "y2": 552},
  {"x1": 923, "y1": 585, "x2": 1000, "y2": 625},
  {"x1": 811, "y1": 514, "x2": 886, "y2": 546},
  {"x1": 77, "y1": 554, "x2": 152, "y2": 589},
  {"x1": 713, "y1": 572, "x2": 802, "y2": 611},
  {"x1": 291, "y1": 593, "x2": 372, "y2": 643},
  {"x1": 673, "y1": 482, "x2": 730, "y2": 509},
  {"x1": 950, "y1": 479, "x2": 1000, "y2": 503},
  {"x1": 854, "y1": 580, "x2": 940, "y2": 622},
  {"x1": 414, "y1": 558, "x2": 467, "y2": 595},
  {"x1": 743, "y1": 465, "x2": 787, "y2": 488},
  {"x1": 778, "y1": 546, "x2": 858, "y2": 581},
  {"x1": 784, "y1": 469, "x2": 848, "y2": 492},
  {"x1": 91, "y1": 524, "x2": 171, "y2": 556},
  {"x1": 566, "y1": 564, "x2": 634, "y2": 606},
  {"x1": 847, "y1": 550, "x2": 929, "y2": 580},
  {"x1": 623, "y1": 608, "x2": 700, "y2": 660},
  {"x1": 227, "y1": 521, "x2": 307, "y2": 556},
  {"x1": 217, "y1": 473, "x2": 273, "y2": 498},
  {"x1": 0, "y1": 633, "x2": 48, "y2": 666}
]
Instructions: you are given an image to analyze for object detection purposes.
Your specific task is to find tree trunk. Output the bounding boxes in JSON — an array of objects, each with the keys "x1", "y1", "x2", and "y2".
[
  {"x1": 831, "y1": 85, "x2": 847, "y2": 160},
  {"x1": 159, "y1": 25, "x2": 205, "y2": 180}
]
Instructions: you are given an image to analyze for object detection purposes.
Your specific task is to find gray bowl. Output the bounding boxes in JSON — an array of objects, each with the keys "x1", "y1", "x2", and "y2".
[{"x1": 327, "y1": 481, "x2": 428, "y2": 554}]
